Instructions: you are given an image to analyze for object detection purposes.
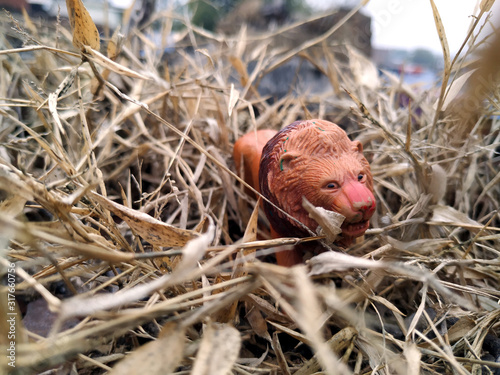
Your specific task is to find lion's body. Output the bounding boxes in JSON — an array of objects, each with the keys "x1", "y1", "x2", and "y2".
[{"x1": 234, "y1": 119, "x2": 376, "y2": 266}]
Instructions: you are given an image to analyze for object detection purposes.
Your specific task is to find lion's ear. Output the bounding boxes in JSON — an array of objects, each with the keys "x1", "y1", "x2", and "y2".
[
  {"x1": 278, "y1": 152, "x2": 298, "y2": 172},
  {"x1": 352, "y1": 140, "x2": 363, "y2": 153}
]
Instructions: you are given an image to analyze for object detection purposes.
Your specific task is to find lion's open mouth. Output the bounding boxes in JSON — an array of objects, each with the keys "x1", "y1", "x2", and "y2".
[{"x1": 341, "y1": 220, "x2": 369, "y2": 237}]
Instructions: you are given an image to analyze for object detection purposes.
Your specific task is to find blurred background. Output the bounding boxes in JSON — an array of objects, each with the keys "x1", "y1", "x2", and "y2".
[{"x1": 1, "y1": 0, "x2": 492, "y2": 88}]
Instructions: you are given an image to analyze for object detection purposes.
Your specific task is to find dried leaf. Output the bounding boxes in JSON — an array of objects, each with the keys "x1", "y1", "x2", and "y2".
[
  {"x1": 21, "y1": 6, "x2": 36, "y2": 34},
  {"x1": 272, "y1": 331, "x2": 291, "y2": 375},
  {"x1": 403, "y1": 342, "x2": 421, "y2": 375},
  {"x1": 196, "y1": 48, "x2": 215, "y2": 70},
  {"x1": 430, "y1": 205, "x2": 482, "y2": 230},
  {"x1": 294, "y1": 327, "x2": 358, "y2": 375},
  {"x1": 66, "y1": 0, "x2": 100, "y2": 50},
  {"x1": 90, "y1": 191, "x2": 199, "y2": 247},
  {"x1": 370, "y1": 295, "x2": 405, "y2": 316},
  {"x1": 441, "y1": 69, "x2": 476, "y2": 111},
  {"x1": 229, "y1": 56, "x2": 249, "y2": 86},
  {"x1": 191, "y1": 323, "x2": 241, "y2": 375},
  {"x1": 308, "y1": 251, "x2": 385, "y2": 275},
  {"x1": 480, "y1": 0, "x2": 495, "y2": 12},
  {"x1": 348, "y1": 46, "x2": 379, "y2": 89},
  {"x1": 209, "y1": 147, "x2": 239, "y2": 214},
  {"x1": 302, "y1": 197, "x2": 344, "y2": 243},
  {"x1": 385, "y1": 237, "x2": 451, "y2": 255},
  {"x1": 48, "y1": 67, "x2": 78, "y2": 139},
  {"x1": 107, "y1": 26, "x2": 123, "y2": 60},
  {"x1": 84, "y1": 46, "x2": 149, "y2": 80},
  {"x1": 245, "y1": 301, "x2": 271, "y2": 342},
  {"x1": 430, "y1": 0, "x2": 450, "y2": 70},
  {"x1": 0, "y1": 195, "x2": 27, "y2": 218},
  {"x1": 109, "y1": 322, "x2": 186, "y2": 375},
  {"x1": 245, "y1": 294, "x2": 288, "y2": 323},
  {"x1": 446, "y1": 316, "x2": 476, "y2": 344},
  {"x1": 268, "y1": 321, "x2": 309, "y2": 343},
  {"x1": 292, "y1": 267, "x2": 349, "y2": 374},
  {"x1": 242, "y1": 197, "x2": 260, "y2": 243},
  {"x1": 176, "y1": 223, "x2": 214, "y2": 273},
  {"x1": 426, "y1": 164, "x2": 447, "y2": 204},
  {"x1": 228, "y1": 83, "x2": 239, "y2": 117},
  {"x1": 0, "y1": 166, "x2": 32, "y2": 216}
]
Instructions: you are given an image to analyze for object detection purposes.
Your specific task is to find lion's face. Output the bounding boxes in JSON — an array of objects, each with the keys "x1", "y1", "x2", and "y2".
[{"x1": 260, "y1": 119, "x2": 376, "y2": 244}]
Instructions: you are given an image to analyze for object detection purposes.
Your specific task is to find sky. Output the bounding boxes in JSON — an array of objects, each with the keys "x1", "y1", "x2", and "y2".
[{"x1": 307, "y1": 0, "x2": 499, "y2": 55}]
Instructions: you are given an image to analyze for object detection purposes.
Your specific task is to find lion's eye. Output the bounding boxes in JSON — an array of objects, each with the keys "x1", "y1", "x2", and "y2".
[
  {"x1": 326, "y1": 182, "x2": 338, "y2": 189},
  {"x1": 358, "y1": 174, "x2": 365, "y2": 182}
]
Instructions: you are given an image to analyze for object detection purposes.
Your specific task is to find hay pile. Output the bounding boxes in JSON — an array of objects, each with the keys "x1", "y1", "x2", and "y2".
[{"x1": 0, "y1": 2, "x2": 499, "y2": 374}]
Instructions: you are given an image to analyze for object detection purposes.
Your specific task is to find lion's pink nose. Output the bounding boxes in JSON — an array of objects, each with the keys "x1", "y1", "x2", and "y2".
[{"x1": 343, "y1": 181, "x2": 376, "y2": 219}]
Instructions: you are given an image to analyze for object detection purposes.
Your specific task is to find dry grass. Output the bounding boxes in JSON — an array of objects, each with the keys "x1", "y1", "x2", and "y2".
[{"x1": 0, "y1": 3, "x2": 499, "y2": 375}]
